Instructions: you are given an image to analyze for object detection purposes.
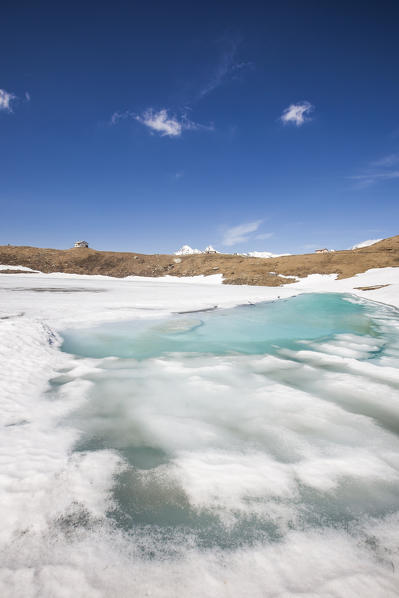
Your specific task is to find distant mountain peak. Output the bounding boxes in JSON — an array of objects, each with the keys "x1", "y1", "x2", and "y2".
[
  {"x1": 175, "y1": 244, "x2": 220, "y2": 255},
  {"x1": 351, "y1": 239, "x2": 382, "y2": 250},
  {"x1": 174, "y1": 245, "x2": 202, "y2": 255}
]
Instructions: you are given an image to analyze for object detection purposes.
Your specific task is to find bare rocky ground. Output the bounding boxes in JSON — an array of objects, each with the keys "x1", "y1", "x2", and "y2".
[{"x1": 0, "y1": 236, "x2": 398, "y2": 286}]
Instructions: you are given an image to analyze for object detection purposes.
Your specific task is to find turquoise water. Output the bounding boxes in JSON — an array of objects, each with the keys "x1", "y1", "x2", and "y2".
[{"x1": 61, "y1": 293, "x2": 377, "y2": 359}]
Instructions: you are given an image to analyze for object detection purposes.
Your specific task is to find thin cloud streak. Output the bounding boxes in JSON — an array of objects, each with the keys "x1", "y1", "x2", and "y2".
[
  {"x1": 197, "y1": 38, "x2": 252, "y2": 101},
  {"x1": 349, "y1": 171, "x2": 399, "y2": 188},
  {"x1": 110, "y1": 110, "x2": 135, "y2": 125},
  {"x1": 255, "y1": 232, "x2": 274, "y2": 241},
  {"x1": 222, "y1": 220, "x2": 263, "y2": 246},
  {"x1": 349, "y1": 153, "x2": 399, "y2": 188},
  {"x1": 370, "y1": 153, "x2": 399, "y2": 167}
]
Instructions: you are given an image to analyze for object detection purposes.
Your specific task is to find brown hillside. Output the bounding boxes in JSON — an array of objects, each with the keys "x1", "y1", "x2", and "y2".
[{"x1": 0, "y1": 236, "x2": 398, "y2": 287}]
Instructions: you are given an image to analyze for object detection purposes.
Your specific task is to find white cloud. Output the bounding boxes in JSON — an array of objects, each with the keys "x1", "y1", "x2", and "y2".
[
  {"x1": 136, "y1": 109, "x2": 182, "y2": 137},
  {"x1": 280, "y1": 101, "x2": 314, "y2": 126},
  {"x1": 111, "y1": 108, "x2": 213, "y2": 138},
  {"x1": 0, "y1": 89, "x2": 16, "y2": 112},
  {"x1": 222, "y1": 220, "x2": 263, "y2": 246},
  {"x1": 25, "y1": 92, "x2": 31, "y2": 102},
  {"x1": 136, "y1": 109, "x2": 213, "y2": 138}
]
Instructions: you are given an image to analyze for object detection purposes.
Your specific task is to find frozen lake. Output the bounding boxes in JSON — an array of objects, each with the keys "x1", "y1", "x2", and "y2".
[
  {"x1": 53, "y1": 294, "x2": 399, "y2": 593},
  {"x1": 2, "y1": 273, "x2": 399, "y2": 597}
]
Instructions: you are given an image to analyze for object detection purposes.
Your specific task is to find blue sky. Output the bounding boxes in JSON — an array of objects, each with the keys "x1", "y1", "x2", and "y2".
[{"x1": 1, "y1": 1, "x2": 398, "y2": 254}]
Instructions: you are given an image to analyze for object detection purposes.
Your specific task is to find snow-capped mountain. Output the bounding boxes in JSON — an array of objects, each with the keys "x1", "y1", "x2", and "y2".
[
  {"x1": 175, "y1": 245, "x2": 202, "y2": 255},
  {"x1": 175, "y1": 245, "x2": 220, "y2": 255},
  {"x1": 351, "y1": 239, "x2": 382, "y2": 250},
  {"x1": 175, "y1": 245, "x2": 287, "y2": 258}
]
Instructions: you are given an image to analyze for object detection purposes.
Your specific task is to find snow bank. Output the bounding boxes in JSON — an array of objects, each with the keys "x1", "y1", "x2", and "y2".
[
  {"x1": 241, "y1": 251, "x2": 291, "y2": 258},
  {"x1": 0, "y1": 264, "x2": 40, "y2": 272}
]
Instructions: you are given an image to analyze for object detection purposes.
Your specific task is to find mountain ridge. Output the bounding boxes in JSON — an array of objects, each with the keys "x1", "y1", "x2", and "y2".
[{"x1": 0, "y1": 236, "x2": 398, "y2": 287}]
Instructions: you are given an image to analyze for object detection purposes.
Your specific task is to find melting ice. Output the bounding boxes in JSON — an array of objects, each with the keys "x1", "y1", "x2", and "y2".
[{"x1": 3, "y1": 293, "x2": 399, "y2": 597}]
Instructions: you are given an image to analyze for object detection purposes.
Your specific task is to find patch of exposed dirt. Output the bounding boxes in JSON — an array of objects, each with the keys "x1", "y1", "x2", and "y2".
[
  {"x1": 0, "y1": 269, "x2": 36, "y2": 274},
  {"x1": 353, "y1": 284, "x2": 390, "y2": 291}
]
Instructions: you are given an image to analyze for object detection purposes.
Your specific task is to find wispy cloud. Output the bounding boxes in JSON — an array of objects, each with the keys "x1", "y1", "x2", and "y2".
[
  {"x1": 370, "y1": 153, "x2": 399, "y2": 168},
  {"x1": 255, "y1": 232, "x2": 273, "y2": 241},
  {"x1": 350, "y1": 171, "x2": 399, "y2": 188},
  {"x1": 109, "y1": 37, "x2": 250, "y2": 139},
  {"x1": 349, "y1": 153, "x2": 399, "y2": 188},
  {"x1": 110, "y1": 110, "x2": 134, "y2": 126},
  {"x1": 221, "y1": 220, "x2": 263, "y2": 246},
  {"x1": 0, "y1": 88, "x2": 16, "y2": 112},
  {"x1": 110, "y1": 108, "x2": 213, "y2": 138},
  {"x1": 198, "y1": 39, "x2": 252, "y2": 100},
  {"x1": 280, "y1": 101, "x2": 314, "y2": 126}
]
